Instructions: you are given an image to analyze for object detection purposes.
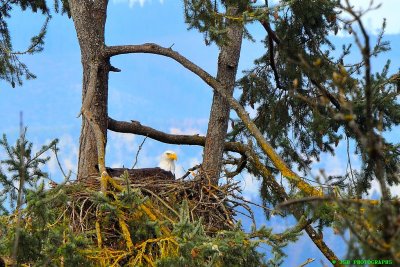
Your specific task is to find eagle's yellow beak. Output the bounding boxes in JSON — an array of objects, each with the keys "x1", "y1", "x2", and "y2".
[{"x1": 168, "y1": 152, "x2": 178, "y2": 161}]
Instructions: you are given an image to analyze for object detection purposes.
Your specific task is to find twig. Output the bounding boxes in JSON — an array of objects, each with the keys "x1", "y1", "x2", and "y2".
[
  {"x1": 298, "y1": 258, "x2": 315, "y2": 267},
  {"x1": 179, "y1": 164, "x2": 201, "y2": 180},
  {"x1": 131, "y1": 136, "x2": 147, "y2": 169},
  {"x1": 53, "y1": 142, "x2": 72, "y2": 179},
  {"x1": 141, "y1": 188, "x2": 179, "y2": 218}
]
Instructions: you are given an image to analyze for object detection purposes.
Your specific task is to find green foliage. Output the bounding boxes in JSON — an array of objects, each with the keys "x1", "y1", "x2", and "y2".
[
  {"x1": 0, "y1": 182, "x2": 284, "y2": 266},
  {"x1": 0, "y1": 1, "x2": 49, "y2": 87},
  {"x1": 0, "y1": 183, "x2": 93, "y2": 266},
  {"x1": 234, "y1": 0, "x2": 343, "y2": 174},
  {"x1": 183, "y1": 0, "x2": 256, "y2": 46},
  {"x1": 0, "y1": 0, "x2": 70, "y2": 88},
  {"x1": 220, "y1": 1, "x2": 400, "y2": 260},
  {"x1": 0, "y1": 139, "x2": 297, "y2": 266},
  {"x1": 231, "y1": 0, "x2": 399, "y2": 197},
  {"x1": 0, "y1": 130, "x2": 58, "y2": 212},
  {"x1": 0, "y1": 131, "x2": 67, "y2": 265},
  {"x1": 54, "y1": 0, "x2": 71, "y2": 17},
  {"x1": 0, "y1": 148, "x2": 92, "y2": 266},
  {"x1": 335, "y1": 201, "x2": 400, "y2": 262},
  {"x1": 156, "y1": 201, "x2": 267, "y2": 267}
]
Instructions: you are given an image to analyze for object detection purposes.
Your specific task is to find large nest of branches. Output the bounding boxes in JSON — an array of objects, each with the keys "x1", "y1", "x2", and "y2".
[
  {"x1": 68, "y1": 173, "x2": 244, "y2": 233},
  {"x1": 48, "y1": 172, "x2": 257, "y2": 266}
]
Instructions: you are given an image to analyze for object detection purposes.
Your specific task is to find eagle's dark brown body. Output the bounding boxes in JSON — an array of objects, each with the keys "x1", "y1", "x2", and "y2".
[
  {"x1": 94, "y1": 151, "x2": 177, "y2": 183},
  {"x1": 102, "y1": 167, "x2": 175, "y2": 181}
]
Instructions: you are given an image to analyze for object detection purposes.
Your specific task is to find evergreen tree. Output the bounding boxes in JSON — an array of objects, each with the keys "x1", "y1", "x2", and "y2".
[
  {"x1": 0, "y1": 130, "x2": 58, "y2": 211},
  {"x1": 234, "y1": 0, "x2": 399, "y2": 186},
  {"x1": 228, "y1": 0, "x2": 400, "y2": 261},
  {"x1": 0, "y1": 130, "x2": 59, "y2": 265}
]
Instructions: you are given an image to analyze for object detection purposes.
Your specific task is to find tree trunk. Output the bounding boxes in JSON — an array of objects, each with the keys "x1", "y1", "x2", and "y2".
[
  {"x1": 68, "y1": 1, "x2": 109, "y2": 180},
  {"x1": 202, "y1": 5, "x2": 243, "y2": 185}
]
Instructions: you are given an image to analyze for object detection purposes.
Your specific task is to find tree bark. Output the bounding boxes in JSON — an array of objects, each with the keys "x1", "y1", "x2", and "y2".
[
  {"x1": 68, "y1": 0, "x2": 110, "y2": 180},
  {"x1": 202, "y1": 5, "x2": 243, "y2": 185}
]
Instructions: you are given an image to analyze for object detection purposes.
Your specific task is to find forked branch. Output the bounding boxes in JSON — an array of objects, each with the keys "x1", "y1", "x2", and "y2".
[{"x1": 105, "y1": 43, "x2": 322, "y2": 197}]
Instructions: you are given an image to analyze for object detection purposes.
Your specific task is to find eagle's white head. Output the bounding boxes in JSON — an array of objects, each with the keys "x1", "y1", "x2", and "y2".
[{"x1": 159, "y1": 150, "x2": 177, "y2": 174}]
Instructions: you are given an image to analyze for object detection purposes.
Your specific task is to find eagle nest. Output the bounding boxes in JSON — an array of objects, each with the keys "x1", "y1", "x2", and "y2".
[
  {"x1": 68, "y1": 175, "x2": 253, "y2": 233},
  {"x1": 49, "y1": 171, "x2": 258, "y2": 266},
  {"x1": 69, "y1": 173, "x2": 245, "y2": 232}
]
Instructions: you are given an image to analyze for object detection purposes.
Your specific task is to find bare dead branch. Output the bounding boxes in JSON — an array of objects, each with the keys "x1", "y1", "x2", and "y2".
[
  {"x1": 107, "y1": 117, "x2": 246, "y2": 155},
  {"x1": 104, "y1": 43, "x2": 221, "y2": 91}
]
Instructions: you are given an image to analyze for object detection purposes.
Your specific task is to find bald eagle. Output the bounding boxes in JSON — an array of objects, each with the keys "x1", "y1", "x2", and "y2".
[
  {"x1": 100, "y1": 150, "x2": 178, "y2": 181},
  {"x1": 158, "y1": 150, "x2": 177, "y2": 174}
]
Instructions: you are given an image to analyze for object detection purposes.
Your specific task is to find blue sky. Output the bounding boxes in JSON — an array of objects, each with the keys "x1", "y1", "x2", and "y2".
[{"x1": 0, "y1": 0, "x2": 399, "y2": 265}]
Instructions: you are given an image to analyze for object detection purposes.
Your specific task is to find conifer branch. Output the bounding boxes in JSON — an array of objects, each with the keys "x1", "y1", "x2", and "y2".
[{"x1": 259, "y1": 18, "x2": 343, "y2": 111}]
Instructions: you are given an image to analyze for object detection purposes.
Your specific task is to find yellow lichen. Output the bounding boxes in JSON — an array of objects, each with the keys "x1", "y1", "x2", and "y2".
[{"x1": 119, "y1": 218, "x2": 133, "y2": 251}]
